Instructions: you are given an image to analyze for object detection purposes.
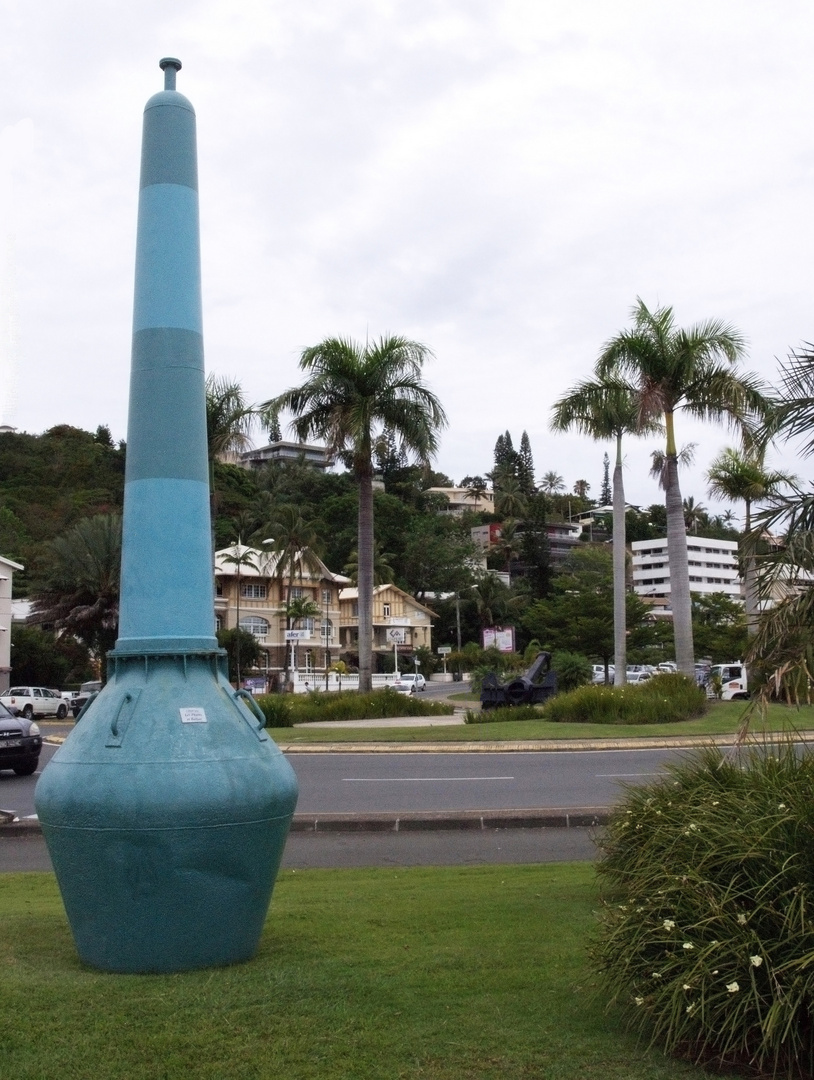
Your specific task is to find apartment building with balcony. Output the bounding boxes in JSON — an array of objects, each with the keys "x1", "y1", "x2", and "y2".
[
  {"x1": 631, "y1": 536, "x2": 742, "y2": 616},
  {"x1": 214, "y1": 548, "x2": 435, "y2": 678},
  {"x1": 214, "y1": 545, "x2": 351, "y2": 677},
  {"x1": 337, "y1": 584, "x2": 435, "y2": 659}
]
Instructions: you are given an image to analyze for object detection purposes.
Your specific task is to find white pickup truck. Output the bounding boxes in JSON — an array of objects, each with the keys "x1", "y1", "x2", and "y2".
[{"x1": 0, "y1": 686, "x2": 69, "y2": 719}]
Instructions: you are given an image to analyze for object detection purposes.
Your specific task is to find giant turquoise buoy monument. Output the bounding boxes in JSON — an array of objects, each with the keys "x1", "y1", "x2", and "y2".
[{"x1": 35, "y1": 59, "x2": 299, "y2": 973}]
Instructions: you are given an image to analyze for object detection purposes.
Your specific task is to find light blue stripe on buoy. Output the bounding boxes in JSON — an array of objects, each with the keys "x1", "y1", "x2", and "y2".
[
  {"x1": 133, "y1": 184, "x2": 202, "y2": 334},
  {"x1": 117, "y1": 477, "x2": 216, "y2": 646}
]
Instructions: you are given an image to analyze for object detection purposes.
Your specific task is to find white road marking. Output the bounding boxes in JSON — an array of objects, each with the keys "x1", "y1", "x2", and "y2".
[
  {"x1": 343, "y1": 776, "x2": 515, "y2": 782},
  {"x1": 595, "y1": 772, "x2": 664, "y2": 778}
]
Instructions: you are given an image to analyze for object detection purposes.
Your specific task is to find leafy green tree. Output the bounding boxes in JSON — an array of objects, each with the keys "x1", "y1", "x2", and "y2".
[
  {"x1": 522, "y1": 546, "x2": 652, "y2": 670},
  {"x1": 597, "y1": 298, "x2": 767, "y2": 677},
  {"x1": 517, "y1": 492, "x2": 552, "y2": 600},
  {"x1": 600, "y1": 452, "x2": 612, "y2": 506},
  {"x1": 267, "y1": 334, "x2": 446, "y2": 691},
  {"x1": 30, "y1": 513, "x2": 122, "y2": 681},
  {"x1": 10, "y1": 624, "x2": 94, "y2": 687},
  {"x1": 216, "y1": 627, "x2": 261, "y2": 683},
  {"x1": 691, "y1": 593, "x2": 748, "y2": 662},
  {"x1": 518, "y1": 431, "x2": 535, "y2": 494}
]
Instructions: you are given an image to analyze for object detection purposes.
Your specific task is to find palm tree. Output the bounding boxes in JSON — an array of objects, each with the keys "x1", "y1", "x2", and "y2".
[
  {"x1": 572, "y1": 479, "x2": 591, "y2": 499},
  {"x1": 551, "y1": 376, "x2": 660, "y2": 685},
  {"x1": 495, "y1": 519, "x2": 522, "y2": 578},
  {"x1": 343, "y1": 543, "x2": 396, "y2": 586},
  {"x1": 540, "y1": 471, "x2": 565, "y2": 495},
  {"x1": 682, "y1": 496, "x2": 708, "y2": 534},
  {"x1": 266, "y1": 335, "x2": 446, "y2": 691},
  {"x1": 205, "y1": 375, "x2": 256, "y2": 552},
  {"x1": 493, "y1": 473, "x2": 528, "y2": 519},
  {"x1": 31, "y1": 514, "x2": 122, "y2": 682},
  {"x1": 285, "y1": 596, "x2": 321, "y2": 674},
  {"x1": 743, "y1": 348, "x2": 814, "y2": 700},
  {"x1": 219, "y1": 540, "x2": 259, "y2": 686},
  {"x1": 706, "y1": 446, "x2": 797, "y2": 634},
  {"x1": 597, "y1": 298, "x2": 768, "y2": 676}
]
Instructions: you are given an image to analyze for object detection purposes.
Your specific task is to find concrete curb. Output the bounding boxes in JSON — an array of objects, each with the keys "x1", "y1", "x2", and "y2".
[
  {"x1": 0, "y1": 807, "x2": 610, "y2": 838},
  {"x1": 278, "y1": 731, "x2": 814, "y2": 753}
]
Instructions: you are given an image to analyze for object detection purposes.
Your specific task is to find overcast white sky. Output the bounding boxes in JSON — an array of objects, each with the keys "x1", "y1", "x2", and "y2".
[{"x1": 1, "y1": 0, "x2": 813, "y2": 516}]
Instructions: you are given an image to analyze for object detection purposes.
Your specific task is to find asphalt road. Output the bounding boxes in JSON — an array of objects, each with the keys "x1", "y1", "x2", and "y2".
[
  {"x1": 1, "y1": 826, "x2": 602, "y2": 873},
  {"x1": 0, "y1": 742, "x2": 688, "y2": 821}
]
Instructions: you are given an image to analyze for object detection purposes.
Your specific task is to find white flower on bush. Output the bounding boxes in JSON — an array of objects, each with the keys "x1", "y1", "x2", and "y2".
[
  {"x1": 634, "y1": 996, "x2": 644, "y2": 1006},
  {"x1": 737, "y1": 913, "x2": 748, "y2": 925},
  {"x1": 682, "y1": 984, "x2": 692, "y2": 991},
  {"x1": 750, "y1": 955, "x2": 763, "y2": 967},
  {"x1": 726, "y1": 981, "x2": 740, "y2": 993},
  {"x1": 683, "y1": 942, "x2": 694, "y2": 950},
  {"x1": 663, "y1": 919, "x2": 676, "y2": 930},
  {"x1": 778, "y1": 803, "x2": 787, "y2": 810},
  {"x1": 651, "y1": 971, "x2": 662, "y2": 979},
  {"x1": 686, "y1": 1002, "x2": 697, "y2": 1015}
]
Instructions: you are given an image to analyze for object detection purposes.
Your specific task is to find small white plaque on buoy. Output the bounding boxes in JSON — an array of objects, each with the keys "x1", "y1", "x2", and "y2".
[{"x1": 180, "y1": 708, "x2": 207, "y2": 724}]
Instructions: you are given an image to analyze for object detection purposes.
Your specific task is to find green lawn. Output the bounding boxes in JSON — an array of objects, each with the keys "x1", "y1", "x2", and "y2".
[
  {"x1": 1, "y1": 865, "x2": 706, "y2": 1080},
  {"x1": 270, "y1": 701, "x2": 814, "y2": 745}
]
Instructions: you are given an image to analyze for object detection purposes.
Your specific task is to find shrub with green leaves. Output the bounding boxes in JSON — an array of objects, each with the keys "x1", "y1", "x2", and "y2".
[
  {"x1": 592, "y1": 741, "x2": 814, "y2": 1077},
  {"x1": 540, "y1": 673, "x2": 707, "y2": 725},
  {"x1": 464, "y1": 703, "x2": 541, "y2": 724},
  {"x1": 551, "y1": 650, "x2": 592, "y2": 693},
  {"x1": 255, "y1": 688, "x2": 454, "y2": 727}
]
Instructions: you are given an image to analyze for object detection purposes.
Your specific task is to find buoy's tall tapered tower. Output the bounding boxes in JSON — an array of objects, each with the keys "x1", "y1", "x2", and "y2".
[{"x1": 35, "y1": 60, "x2": 298, "y2": 974}]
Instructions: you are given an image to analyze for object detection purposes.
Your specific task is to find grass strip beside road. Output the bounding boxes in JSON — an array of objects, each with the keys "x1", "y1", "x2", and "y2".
[
  {"x1": 1, "y1": 865, "x2": 704, "y2": 1080},
  {"x1": 269, "y1": 701, "x2": 814, "y2": 744}
]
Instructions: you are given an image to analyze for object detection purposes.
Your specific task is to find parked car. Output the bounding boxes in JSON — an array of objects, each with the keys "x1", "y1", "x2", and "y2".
[
  {"x1": 592, "y1": 665, "x2": 614, "y2": 684},
  {"x1": 71, "y1": 680, "x2": 102, "y2": 718},
  {"x1": 399, "y1": 673, "x2": 427, "y2": 692},
  {"x1": 0, "y1": 686, "x2": 68, "y2": 720},
  {"x1": 626, "y1": 671, "x2": 653, "y2": 685},
  {"x1": 0, "y1": 700, "x2": 43, "y2": 775},
  {"x1": 391, "y1": 678, "x2": 416, "y2": 696}
]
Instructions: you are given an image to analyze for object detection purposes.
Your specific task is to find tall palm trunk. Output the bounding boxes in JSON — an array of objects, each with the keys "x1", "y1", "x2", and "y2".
[
  {"x1": 357, "y1": 471, "x2": 374, "y2": 692},
  {"x1": 664, "y1": 418, "x2": 694, "y2": 674},
  {"x1": 612, "y1": 434, "x2": 627, "y2": 686},
  {"x1": 742, "y1": 498, "x2": 759, "y2": 637}
]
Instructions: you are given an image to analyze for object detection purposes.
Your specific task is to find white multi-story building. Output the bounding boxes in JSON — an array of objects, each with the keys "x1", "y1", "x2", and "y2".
[{"x1": 631, "y1": 536, "x2": 742, "y2": 616}]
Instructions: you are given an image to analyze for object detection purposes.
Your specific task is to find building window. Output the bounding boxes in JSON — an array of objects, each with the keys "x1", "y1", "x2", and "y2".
[
  {"x1": 241, "y1": 582, "x2": 267, "y2": 599},
  {"x1": 322, "y1": 589, "x2": 332, "y2": 605},
  {"x1": 383, "y1": 603, "x2": 391, "y2": 617},
  {"x1": 351, "y1": 602, "x2": 359, "y2": 617},
  {"x1": 215, "y1": 614, "x2": 223, "y2": 631},
  {"x1": 240, "y1": 616, "x2": 270, "y2": 640},
  {"x1": 290, "y1": 587, "x2": 303, "y2": 600},
  {"x1": 321, "y1": 618, "x2": 334, "y2": 640},
  {"x1": 215, "y1": 582, "x2": 223, "y2": 597},
  {"x1": 302, "y1": 649, "x2": 314, "y2": 673}
]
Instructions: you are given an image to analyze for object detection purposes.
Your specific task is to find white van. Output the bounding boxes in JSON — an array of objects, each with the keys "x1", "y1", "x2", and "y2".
[{"x1": 706, "y1": 663, "x2": 749, "y2": 701}]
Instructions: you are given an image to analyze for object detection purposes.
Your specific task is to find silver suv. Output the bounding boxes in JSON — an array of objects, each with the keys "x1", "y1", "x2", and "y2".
[{"x1": 0, "y1": 686, "x2": 69, "y2": 720}]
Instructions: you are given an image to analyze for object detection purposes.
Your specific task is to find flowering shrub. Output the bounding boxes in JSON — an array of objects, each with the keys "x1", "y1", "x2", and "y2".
[
  {"x1": 539, "y1": 672, "x2": 707, "y2": 725},
  {"x1": 592, "y1": 741, "x2": 814, "y2": 1077}
]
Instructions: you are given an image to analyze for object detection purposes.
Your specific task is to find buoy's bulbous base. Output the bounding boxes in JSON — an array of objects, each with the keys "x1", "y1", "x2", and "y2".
[{"x1": 35, "y1": 652, "x2": 298, "y2": 973}]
